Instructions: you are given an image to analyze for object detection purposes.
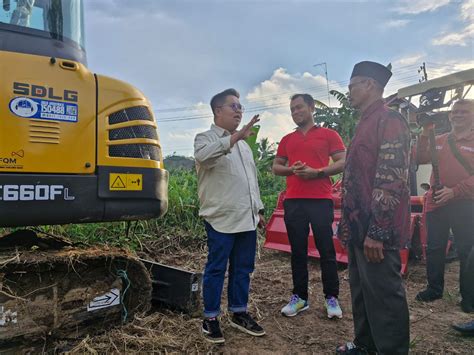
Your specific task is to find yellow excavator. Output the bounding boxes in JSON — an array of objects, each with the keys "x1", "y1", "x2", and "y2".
[{"x1": 0, "y1": 0, "x2": 170, "y2": 349}]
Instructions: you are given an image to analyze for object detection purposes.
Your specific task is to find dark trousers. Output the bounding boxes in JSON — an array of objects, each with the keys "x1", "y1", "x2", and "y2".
[
  {"x1": 426, "y1": 200, "x2": 474, "y2": 299},
  {"x1": 202, "y1": 222, "x2": 257, "y2": 318},
  {"x1": 348, "y1": 244, "x2": 409, "y2": 354},
  {"x1": 465, "y1": 247, "x2": 474, "y2": 306},
  {"x1": 283, "y1": 198, "x2": 339, "y2": 300}
]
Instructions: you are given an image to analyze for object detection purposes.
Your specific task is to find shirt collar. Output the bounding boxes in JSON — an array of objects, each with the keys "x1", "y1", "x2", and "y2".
[
  {"x1": 294, "y1": 124, "x2": 319, "y2": 132},
  {"x1": 451, "y1": 129, "x2": 474, "y2": 141},
  {"x1": 211, "y1": 123, "x2": 230, "y2": 137},
  {"x1": 361, "y1": 99, "x2": 385, "y2": 119}
]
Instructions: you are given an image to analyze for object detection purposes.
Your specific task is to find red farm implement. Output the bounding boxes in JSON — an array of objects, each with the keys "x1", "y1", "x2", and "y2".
[{"x1": 264, "y1": 182, "x2": 426, "y2": 275}]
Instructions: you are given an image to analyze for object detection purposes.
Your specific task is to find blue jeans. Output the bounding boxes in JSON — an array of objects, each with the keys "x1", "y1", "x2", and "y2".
[{"x1": 203, "y1": 221, "x2": 257, "y2": 318}]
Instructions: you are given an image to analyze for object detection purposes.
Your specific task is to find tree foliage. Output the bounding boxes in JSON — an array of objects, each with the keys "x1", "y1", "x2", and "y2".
[{"x1": 314, "y1": 90, "x2": 359, "y2": 145}]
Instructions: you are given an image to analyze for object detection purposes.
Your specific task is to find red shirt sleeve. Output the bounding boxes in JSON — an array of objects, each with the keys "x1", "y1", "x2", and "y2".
[
  {"x1": 276, "y1": 134, "x2": 289, "y2": 158},
  {"x1": 327, "y1": 129, "x2": 346, "y2": 155}
]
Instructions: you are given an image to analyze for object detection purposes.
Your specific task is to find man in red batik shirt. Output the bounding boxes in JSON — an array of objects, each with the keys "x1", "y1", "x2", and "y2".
[
  {"x1": 336, "y1": 61, "x2": 410, "y2": 354},
  {"x1": 272, "y1": 94, "x2": 346, "y2": 319},
  {"x1": 415, "y1": 99, "x2": 474, "y2": 313}
]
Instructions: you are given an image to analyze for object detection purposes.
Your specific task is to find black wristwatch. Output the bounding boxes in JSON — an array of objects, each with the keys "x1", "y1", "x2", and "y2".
[{"x1": 316, "y1": 170, "x2": 326, "y2": 178}]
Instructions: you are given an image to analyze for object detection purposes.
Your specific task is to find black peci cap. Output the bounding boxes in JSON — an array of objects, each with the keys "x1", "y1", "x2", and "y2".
[{"x1": 351, "y1": 61, "x2": 392, "y2": 88}]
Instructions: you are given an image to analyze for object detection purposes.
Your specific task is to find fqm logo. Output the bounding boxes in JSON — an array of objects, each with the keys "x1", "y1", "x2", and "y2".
[{"x1": 0, "y1": 158, "x2": 17, "y2": 164}]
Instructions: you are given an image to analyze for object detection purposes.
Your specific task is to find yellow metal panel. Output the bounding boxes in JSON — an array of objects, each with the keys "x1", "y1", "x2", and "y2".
[
  {"x1": 0, "y1": 51, "x2": 96, "y2": 174},
  {"x1": 96, "y1": 75, "x2": 164, "y2": 169}
]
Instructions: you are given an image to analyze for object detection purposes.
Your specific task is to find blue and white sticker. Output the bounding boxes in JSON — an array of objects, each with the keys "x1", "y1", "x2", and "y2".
[{"x1": 9, "y1": 96, "x2": 78, "y2": 123}]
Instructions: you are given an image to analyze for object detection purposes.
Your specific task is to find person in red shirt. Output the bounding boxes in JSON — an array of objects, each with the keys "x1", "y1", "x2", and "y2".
[
  {"x1": 336, "y1": 61, "x2": 410, "y2": 354},
  {"x1": 415, "y1": 99, "x2": 474, "y2": 313},
  {"x1": 272, "y1": 93, "x2": 346, "y2": 319}
]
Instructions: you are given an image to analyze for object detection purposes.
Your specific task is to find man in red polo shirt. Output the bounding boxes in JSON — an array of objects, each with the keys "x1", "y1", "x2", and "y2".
[
  {"x1": 272, "y1": 93, "x2": 346, "y2": 318},
  {"x1": 416, "y1": 99, "x2": 474, "y2": 313}
]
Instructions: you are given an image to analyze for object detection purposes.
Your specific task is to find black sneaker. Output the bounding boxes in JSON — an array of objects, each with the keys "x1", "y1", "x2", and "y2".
[
  {"x1": 230, "y1": 312, "x2": 265, "y2": 336},
  {"x1": 336, "y1": 342, "x2": 370, "y2": 354},
  {"x1": 452, "y1": 320, "x2": 474, "y2": 336},
  {"x1": 416, "y1": 288, "x2": 442, "y2": 302},
  {"x1": 202, "y1": 317, "x2": 225, "y2": 344}
]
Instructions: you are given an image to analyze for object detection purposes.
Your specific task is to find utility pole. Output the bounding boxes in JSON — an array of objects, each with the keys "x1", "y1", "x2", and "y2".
[
  {"x1": 418, "y1": 62, "x2": 428, "y2": 82},
  {"x1": 314, "y1": 62, "x2": 331, "y2": 107}
]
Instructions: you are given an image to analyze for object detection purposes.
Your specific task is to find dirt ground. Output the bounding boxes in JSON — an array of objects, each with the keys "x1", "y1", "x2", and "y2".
[{"x1": 58, "y1": 236, "x2": 474, "y2": 354}]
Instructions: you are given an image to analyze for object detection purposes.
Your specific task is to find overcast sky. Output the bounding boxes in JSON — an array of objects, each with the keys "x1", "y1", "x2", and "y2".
[{"x1": 84, "y1": 0, "x2": 474, "y2": 157}]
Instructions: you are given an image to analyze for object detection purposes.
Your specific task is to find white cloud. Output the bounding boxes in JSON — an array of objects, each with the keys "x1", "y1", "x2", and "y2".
[
  {"x1": 245, "y1": 68, "x2": 346, "y2": 145},
  {"x1": 394, "y1": 0, "x2": 451, "y2": 14},
  {"x1": 159, "y1": 61, "x2": 474, "y2": 156},
  {"x1": 246, "y1": 68, "x2": 344, "y2": 105},
  {"x1": 429, "y1": 0, "x2": 474, "y2": 47},
  {"x1": 394, "y1": 54, "x2": 425, "y2": 66},
  {"x1": 161, "y1": 68, "x2": 343, "y2": 154},
  {"x1": 426, "y1": 60, "x2": 474, "y2": 79},
  {"x1": 461, "y1": 0, "x2": 474, "y2": 22},
  {"x1": 385, "y1": 19, "x2": 411, "y2": 28},
  {"x1": 432, "y1": 23, "x2": 474, "y2": 46}
]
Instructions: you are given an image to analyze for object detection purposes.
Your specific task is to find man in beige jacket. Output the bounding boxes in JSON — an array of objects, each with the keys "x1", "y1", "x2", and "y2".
[{"x1": 194, "y1": 88, "x2": 265, "y2": 344}]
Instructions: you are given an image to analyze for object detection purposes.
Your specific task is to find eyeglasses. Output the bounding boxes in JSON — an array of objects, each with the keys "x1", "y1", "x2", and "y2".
[
  {"x1": 348, "y1": 79, "x2": 367, "y2": 91},
  {"x1": 218, "y1": 103, "x2": 245, "y2": 113}
]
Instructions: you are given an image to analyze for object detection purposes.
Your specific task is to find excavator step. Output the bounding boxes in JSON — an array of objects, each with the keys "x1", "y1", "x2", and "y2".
[{"x1": 140, "y1": 259, "x2": 202, "y2": 315}]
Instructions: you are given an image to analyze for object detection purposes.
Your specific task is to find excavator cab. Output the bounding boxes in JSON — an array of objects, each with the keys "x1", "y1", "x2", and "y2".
[
  {"x1": 0, "y1": 0, "x2": 168, "y2": 226},
  {"x1": 0, "y1": 0, "x2": 171, "y2": 349}
]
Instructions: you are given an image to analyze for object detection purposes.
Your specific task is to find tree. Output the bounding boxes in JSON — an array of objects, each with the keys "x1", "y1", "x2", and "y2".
[
  {"x1": 255, "y1": 137, "x2": 276, "y2": 172},
  {"x1": 314, "y1": 90, "x2": 359, "y2": 145}
]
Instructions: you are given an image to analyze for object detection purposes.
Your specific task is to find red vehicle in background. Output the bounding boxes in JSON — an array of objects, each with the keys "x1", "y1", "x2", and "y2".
[{"x1": 264, "y1": 68, "x2": 474, "y2": 274}]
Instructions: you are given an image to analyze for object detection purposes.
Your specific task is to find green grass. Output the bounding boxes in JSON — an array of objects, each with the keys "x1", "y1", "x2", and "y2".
[{"x1": 1, "y1": 160, "x2": 285, "y2": 251}]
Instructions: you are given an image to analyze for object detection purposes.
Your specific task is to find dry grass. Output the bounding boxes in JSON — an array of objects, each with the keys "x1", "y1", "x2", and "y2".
[{"x1": 56, "y1": 239, "x2": 474, "y2": 354}]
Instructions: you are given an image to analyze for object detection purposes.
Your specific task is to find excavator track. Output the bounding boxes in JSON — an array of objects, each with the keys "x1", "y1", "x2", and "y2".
[{"x1": 0, "y1": 230, "x2": 152, "y2": 350}]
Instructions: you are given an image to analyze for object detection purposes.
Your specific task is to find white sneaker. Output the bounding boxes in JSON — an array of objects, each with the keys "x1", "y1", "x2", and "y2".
[
  {"x1": 281, "y1": 294, "x2": 309, "y2": 317},
  {"x1": 325, "y1": 296, "x2": 342, "y2": 319}
]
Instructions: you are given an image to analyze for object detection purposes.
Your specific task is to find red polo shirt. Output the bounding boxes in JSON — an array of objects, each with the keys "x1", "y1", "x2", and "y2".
[{"x1": 276, "y1": 125, "x2": 345, "y2": 199}]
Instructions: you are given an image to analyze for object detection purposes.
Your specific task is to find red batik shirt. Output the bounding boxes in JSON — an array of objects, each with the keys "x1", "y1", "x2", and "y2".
[{"x1": 337, "y1": 100, "x2": 411, "y2": 250}]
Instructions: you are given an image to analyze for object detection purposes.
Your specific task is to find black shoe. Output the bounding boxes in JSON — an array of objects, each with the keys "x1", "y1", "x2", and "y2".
[
  {"x1": 230, "y1": 312, "x2": 265, "y2": 336},
  {"x1": 452, "y1": 320, "x2": 474, "y2": 336},
  {"x1": 336, "y1": 342, "x2": 371, "y2": 354},
  {"x1": 416, "y1": 288, "x2": 442, "y2": 302},
  {"x1": 460, "y1": 299, "x2": 474, "y2": 313},
  {"x1": 202, "y1": 317, "x2": 225, "y2": 344}
]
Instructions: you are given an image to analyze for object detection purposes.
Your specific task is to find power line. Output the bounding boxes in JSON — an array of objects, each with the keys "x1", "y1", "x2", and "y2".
[
  {"x1": 154, "y1": 64, "x2": 424, "y2": 114},
  {"x1": 156, "y1": 73, "x2": 421, "y2": 123}
]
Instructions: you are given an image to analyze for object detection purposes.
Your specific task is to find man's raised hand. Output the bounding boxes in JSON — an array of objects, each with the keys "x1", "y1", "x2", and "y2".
[{"x1": 240, "y1": 114, "x2": 260, "y2": 140}]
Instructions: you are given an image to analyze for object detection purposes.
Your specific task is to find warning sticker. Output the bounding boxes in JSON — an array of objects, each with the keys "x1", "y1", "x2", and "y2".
[
  {"x1": 109, "y1": 173, "x2": 143, "y2": 191},
  {"x1": 87, "y1": 288, "x2": 121, "y2": 311}
]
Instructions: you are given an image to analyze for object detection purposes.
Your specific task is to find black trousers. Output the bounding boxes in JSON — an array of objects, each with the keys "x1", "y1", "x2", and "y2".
[
  {"x1": 465, "y1": 247, "x2": 474, "y2": 307},
  {"x1": 425, "y1": 200, "x2": 474, "y2": 299},
  {"x1": 348, "y1": 244, "x2": 409, "y2": 354},
  {"x1": 283, "y1": 198, "x2": 339, "y2": 300}
]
